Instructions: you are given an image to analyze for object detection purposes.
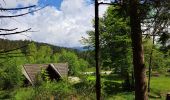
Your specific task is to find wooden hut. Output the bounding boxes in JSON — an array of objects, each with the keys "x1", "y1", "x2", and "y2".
[{"x1": 22, "y1": 63, "x2": 68, "y2": 85}]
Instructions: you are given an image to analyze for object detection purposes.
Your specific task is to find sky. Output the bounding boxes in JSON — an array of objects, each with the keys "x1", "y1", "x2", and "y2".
[{"x1": 0, "y1": 0, "x2": 109, "y2": 47}]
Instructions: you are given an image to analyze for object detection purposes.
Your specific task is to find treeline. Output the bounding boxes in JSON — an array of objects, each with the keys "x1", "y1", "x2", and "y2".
[{"x1": 0, "y1": 39, "x2": 77, "y2": 53}]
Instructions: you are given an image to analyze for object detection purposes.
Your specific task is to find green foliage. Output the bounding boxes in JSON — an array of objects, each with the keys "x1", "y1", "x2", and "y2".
[
  {"x1": 36, "y1": 45, "x2": 53, "y2": 63},
  {"x1": 34, "y1": 81, "x2": 74, "y2": 100},
  {"x1": 0, "y1": 50, "x2": 25, "y2": 90},
  {"x1": 78, "y1": 58, "x2": 89, "y2": 71},
  {"x1": 14, "y1": 88, "x2": 34, "y2": 100},
  {"x1": 34, "y1": 67, "x2": 50, "y2": 86},
  {"x1": 26, "y1": 42, "x2": 37, "y2": 63},
  {"x1": 82, "y1": 6, "x2": 132, "y2": 80},
  {"x1": 59, "y1": 49, "x2": 88, "y2": 75},
  {"x1": 165, "y1": 50, "x2": 170, "y2": 69},
  {"x1": 59, "y1": 50, "x2": 80, "y2": 75},
  {"x1": 51, "y1": 53, "x2": 60, "y2": 63},
  {"x1": 143, "y1": 38, "x2": 169, "y2": 72},
  {"x1": 0, "y1": 64, "x2": 23, "y2": 90},
  {"x1": 102, "y1": 6, "x2": 132, "y2": 76},
  {"x1": 14, "y1": 80, "x2": 74, "y2": 100},
  {"x1": 0, "y1": 90, "x2": 13, "y2": 99},
  {"x1": 73, "y1": 75, "x2": 96, "y2": 100}
]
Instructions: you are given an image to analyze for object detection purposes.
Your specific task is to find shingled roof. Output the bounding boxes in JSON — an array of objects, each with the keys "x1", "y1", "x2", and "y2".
[{"x1": 22, "y1": 63, "x2": 68, "y2": 85}]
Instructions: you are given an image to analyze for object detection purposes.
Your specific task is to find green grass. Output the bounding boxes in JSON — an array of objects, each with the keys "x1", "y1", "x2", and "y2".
[
  {"x1": 86, "y1": 74, "x2": 170, "y2": 100},
  {"x1": 151, "y1": 76, "x2": 170, "y2": 93},
  {"x1": 87, "y1": 75, "x2": 95, "y2": 81},
  {"x1": 106, "y1": 92, "x2": 134, "y2": 100},
  {"x1": 85, "y1": 67, "x2": 95, "y2": 72},
  {"x1": 149, "y1": 75, "x2": 170, "y2": 100}
]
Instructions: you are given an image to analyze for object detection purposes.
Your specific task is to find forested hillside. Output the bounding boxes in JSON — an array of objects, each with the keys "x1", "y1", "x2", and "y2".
[{"x1": 0, "y1": 39, "x2": 77, "y2": 53}]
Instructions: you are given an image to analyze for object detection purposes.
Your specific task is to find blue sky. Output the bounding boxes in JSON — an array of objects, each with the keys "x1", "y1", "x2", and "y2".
[
  {"x1": 37, "y1": 0, "x2": 94, "y2": 9},
  {"x1": 38, "y1": 0, "x2": 63, "y2": 9}
]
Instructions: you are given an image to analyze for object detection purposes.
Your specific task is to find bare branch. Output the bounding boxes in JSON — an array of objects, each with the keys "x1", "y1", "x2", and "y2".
[
  {"x1": 0, "y1": 28, "x2": 31, "y2": 36},
  {"x1": 0, "y1": 28, "x2": 18, "y2": 31},
  {"x1": 142, "y1": 33, "x2": 159, "y2": 36},
  {"x1": 0, "y1": 6, "x2": 46, "y2": 18},
  {"x1": 0, "y1": 5, "x2": 36, "y2": 11}
]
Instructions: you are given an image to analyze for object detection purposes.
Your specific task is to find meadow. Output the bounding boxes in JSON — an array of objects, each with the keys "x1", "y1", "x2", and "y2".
[{"x1": 86, "y1": 73, "x2": 170, "y2": 100}]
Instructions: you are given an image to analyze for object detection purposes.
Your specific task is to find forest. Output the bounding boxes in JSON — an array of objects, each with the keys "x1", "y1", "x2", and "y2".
[{"x1": 0, "y1": 0, "x2": 170, "y2": 100}]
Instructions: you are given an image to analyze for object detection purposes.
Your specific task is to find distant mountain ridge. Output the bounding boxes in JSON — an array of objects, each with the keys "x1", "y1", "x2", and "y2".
[
  {"x1": 72, "y1": 46, "x2": 88, "y2": 51},
  {"x1": 0, "y1": 39, "x2": 78, "y2": 53}
]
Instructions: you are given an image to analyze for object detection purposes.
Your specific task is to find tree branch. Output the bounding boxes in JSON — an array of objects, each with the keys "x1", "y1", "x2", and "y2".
[
  {"x1": 0, "y1": 28, "x2": 31, "y2": 36},
  {"x1": 0, "y1": 6, "x2": 45, "y2": 18},
  {"x1": 0, "y1": 28, "x2": 18, "y2": 31},
  {"x1": 0, "y1": 5, "x2": 36, "y2": 11}
]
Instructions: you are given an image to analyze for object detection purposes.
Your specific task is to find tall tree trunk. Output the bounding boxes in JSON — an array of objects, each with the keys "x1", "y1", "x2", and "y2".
[
  {"x1": 129, "y1": 0, "x2": 148, "y2": 100},
  {"x1": 95, "y1": 0, "x2": 101, "y2": 100}
]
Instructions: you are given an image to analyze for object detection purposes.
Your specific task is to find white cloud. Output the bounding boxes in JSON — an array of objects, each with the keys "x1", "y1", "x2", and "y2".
[
  {"x1": 99, "y1": 5, "x2": 109, "y2": 17},
  {"x1": 0, "y1": 0, "x2": 108, "y2": 47}
]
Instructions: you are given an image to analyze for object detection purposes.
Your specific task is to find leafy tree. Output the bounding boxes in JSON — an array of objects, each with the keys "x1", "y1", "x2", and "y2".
[
  {"x1": 58, "y1": 50, "x2": 88, "y2": 75},
  {"x1": 0, "y1": 50, "x2": 25, "y2": 90},
  {"x1": 83, "y1": 6, "x2": 132, "y2": 82},
  {"x1": 36, "y1": 45, "x2": 53, "y2": 63},
  {"x1": 51, "y1": 53, "x2": 60, "y2": 63},
  {"x1": 78, "y1": 58, "x2": 89, "y2": 72},
  {"x1": 143, "y1": 39, "x2": 167, "y2": 71},
  {"x1": 59, "y1": 50, "x2": 80, "y2": 75},
  {"x1": 26, "y1": 42, "x2": 37, "y2": 63}
]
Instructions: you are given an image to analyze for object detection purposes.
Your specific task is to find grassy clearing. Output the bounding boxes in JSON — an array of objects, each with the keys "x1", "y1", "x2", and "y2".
[
  {"x1": 86, "y1": 74, "x2": 170, "y2": 100},
  {"x1": 149, "y1": 75, "x2": 170, "y2": 100},
  {"x1": 151, "y1": 76, "x2": 170, "y2": 93}
]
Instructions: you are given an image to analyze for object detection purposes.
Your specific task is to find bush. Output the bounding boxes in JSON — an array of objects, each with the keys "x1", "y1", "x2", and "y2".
[
  {"x1": 0, "y1": 65, "x2": 24, "y2": 90},
  {"x1": 73, "y1": 75, "x2": 96, "y2": 99},
  {"x1": 14, "y1": 88, "x2": 34, "y2": 100},
  {"x1": 0, "y1": 90, "x2": 12, "y2": 99},
  {"x1": 37, "y1": 81, "x2": 74, "y2": 99},
  {"x1": 13, "y1": 80, "x2": 75, "y2": 99}
]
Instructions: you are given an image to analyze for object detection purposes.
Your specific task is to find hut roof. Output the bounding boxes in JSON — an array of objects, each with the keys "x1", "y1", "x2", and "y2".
[{"x1": 22, "y1": 63, "x2": 68, "y2": 85}]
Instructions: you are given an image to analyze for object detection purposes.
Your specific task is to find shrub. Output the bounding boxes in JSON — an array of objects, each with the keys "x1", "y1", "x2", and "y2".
[
  {"x1": 73, "y1": 75, "x2": 96, "y2": 99},
  {"x1": 14, "y1": 88, "x2": 34, "y2": 100},
  {"x1": 14, "y1": 80, "x2": 75, "y2": 100},
  {"x1": 35, "y1": 80, "x2": 75, "y2": 99}
]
